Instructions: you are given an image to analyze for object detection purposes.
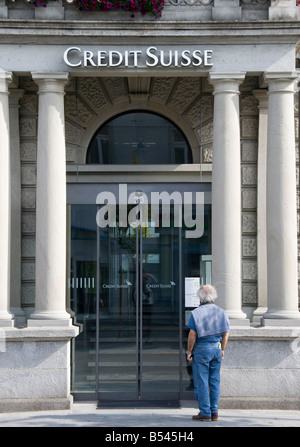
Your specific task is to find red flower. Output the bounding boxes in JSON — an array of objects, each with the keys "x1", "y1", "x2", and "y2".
[{"x1": 31, "y1": 0, "x2": 164, "y2": 17}]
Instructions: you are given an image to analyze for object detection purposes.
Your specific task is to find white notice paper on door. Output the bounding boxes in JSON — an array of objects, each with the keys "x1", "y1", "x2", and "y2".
[{"x1": 185, "y1": 277, "x2": 200, "y2": 308}]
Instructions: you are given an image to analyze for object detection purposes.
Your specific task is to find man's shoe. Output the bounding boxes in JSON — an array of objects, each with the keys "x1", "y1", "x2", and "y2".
[
  {"x1": 212, "y1": 412, "x2": 218, "y2": 421},
  {"x1": 192, "y1": 412, "x2": 211, "y2": 422}
]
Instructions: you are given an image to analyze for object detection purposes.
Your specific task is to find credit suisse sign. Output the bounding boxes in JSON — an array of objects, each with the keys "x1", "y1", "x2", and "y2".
[{"x1": 63, "y1": 46, "x2": 213, "y2": 68}]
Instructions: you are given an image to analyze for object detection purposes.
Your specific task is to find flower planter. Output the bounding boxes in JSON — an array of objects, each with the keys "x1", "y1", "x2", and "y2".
[{"x1": 31, "y1": 0, "x2": 164, "y2": 18}]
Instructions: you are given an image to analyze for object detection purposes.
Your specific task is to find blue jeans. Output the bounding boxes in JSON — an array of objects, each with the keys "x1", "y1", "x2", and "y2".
[{"x1": 192, "y1": 342, "x2": 222, "y2": 417}]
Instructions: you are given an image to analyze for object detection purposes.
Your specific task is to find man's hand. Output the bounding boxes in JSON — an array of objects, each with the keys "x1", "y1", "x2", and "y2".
[
  {"x1": 186, "y1": 353, "x2": 193, "y2": 363},
  {"x1": 221, "y1": 332, "x2": 229, "y2": 359},
  {"x1": 187, "y1": 329, "x2": 197, "y2": 364}
]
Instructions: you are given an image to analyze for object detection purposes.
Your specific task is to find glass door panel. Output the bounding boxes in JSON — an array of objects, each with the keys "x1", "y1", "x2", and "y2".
[
  {"x1": 140, "y1": 225, "x2": 180, "y2": 398},
  {"x1": 68, "y1": 183, "x2": 211, "y2": 404},
  {"x1": 68, "y1": 205, "x2": 97, "y2": 396},
  {"x1": 97, "y1": 223, "x2": 138, "y2": 398},
  {"x1": 96, "y1": 208, "x2": 181, "y2": 403}
]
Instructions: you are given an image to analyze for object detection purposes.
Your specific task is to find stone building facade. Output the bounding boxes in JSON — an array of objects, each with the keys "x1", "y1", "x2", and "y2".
[{"x1": 0, "y1": 0, "x2": 300, "y2": 411}]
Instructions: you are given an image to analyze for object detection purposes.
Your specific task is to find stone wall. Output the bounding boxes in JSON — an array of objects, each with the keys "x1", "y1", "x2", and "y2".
[
  {"x1": 16, "y1": 74, "x2": 300, "y2": 320},
  {"x1": 240, "y1": 78, "x2": 260, "y2": 313},
  {"x1": 19, "y1": 77, "x2": 38, "y2": 318}
]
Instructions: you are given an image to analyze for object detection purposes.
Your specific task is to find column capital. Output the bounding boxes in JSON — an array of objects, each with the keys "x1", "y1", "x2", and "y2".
[
  {"x1": 0, "y1": 71, "x2": 13, "y2": 94},
  {"x1": 209, "y1": 72, "x2": 246, "y2": 93},
  {"x1": 263, "y1": 71, "x2": 298, "y2": 93},
  {"x1": 253, "y1": 89, "x2": 268, "y2": 109},
  {"x1": 31, "y1": 72, "x2": 69, "y2": 94},
  {"x1": 209, "y1": 72, "x2": 246, "y2": 83}
]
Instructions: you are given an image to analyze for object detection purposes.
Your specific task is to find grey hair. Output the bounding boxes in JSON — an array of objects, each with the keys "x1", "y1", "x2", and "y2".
[{"x1": 197, "y1": 284, "x2": 218, "y2": 303}]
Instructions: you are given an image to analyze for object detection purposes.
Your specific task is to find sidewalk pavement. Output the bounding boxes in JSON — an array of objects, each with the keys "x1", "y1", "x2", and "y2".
[{"x1": 0, "y1": 402, "x2": 299, "y2": 427}]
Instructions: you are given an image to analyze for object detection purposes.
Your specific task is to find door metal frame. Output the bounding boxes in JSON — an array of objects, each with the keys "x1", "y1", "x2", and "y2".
[
  {"x1": 95, "y1": 206, "x2": 100, "y2": 402},
  {"x1": 136, "y1": 213, "x2": 142, "y2": 400}
]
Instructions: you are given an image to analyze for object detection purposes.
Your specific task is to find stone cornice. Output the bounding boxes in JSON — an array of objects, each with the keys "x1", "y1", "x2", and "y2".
[
  {"x1": 227, "y1": 326, "x2": 300, "y2": 341},
  {"x1": 0, "y1": 326, "x2": 80, "y2": 341},
  {"x1": 0, "y1": 19, "x2": 299, "y2": 44},
  {"x1": 0, "y1": 325, "x2": 298, "y2": 342}
]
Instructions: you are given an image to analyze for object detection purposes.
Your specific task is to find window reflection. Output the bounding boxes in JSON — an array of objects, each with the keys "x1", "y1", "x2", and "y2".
[{"x1": 86, "y1": 111, "x2": 192, "y2": 165}]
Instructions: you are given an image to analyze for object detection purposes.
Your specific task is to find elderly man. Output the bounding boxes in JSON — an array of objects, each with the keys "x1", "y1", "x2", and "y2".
[{"x1": 186, "y1": 284, "x2": 230, "y2": 422}]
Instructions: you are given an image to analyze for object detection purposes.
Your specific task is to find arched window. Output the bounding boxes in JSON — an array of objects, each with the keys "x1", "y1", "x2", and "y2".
[{"x1": 86, "y1": 111, "x2": 192, "y2": 164}]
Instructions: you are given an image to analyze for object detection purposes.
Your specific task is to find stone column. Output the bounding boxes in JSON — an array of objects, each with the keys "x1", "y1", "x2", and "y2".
[
  {"x1": 0, "y1": 72, "x2": 14, "y2": 327},
  {"x1": 28, "y1": 72, "x2": 71, "y2": 326},
  {"x1": 263, "y1": 72, "x2": 300, "y2": 325},
  {"x1": 252, "y1": 89, "x2": 268, "y2": 323},
  {"x1": 9, "y1": 88, "x2": 26, "y2": 326},
  {"x1": 209, "y1": 72, "x2": 248, "y2": 324}
]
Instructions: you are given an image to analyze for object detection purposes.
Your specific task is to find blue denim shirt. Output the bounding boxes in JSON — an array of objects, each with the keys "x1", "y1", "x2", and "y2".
[
  {"x1": 189, "y1": 303, "x2": 230, "y2": 339},
  {"x1": 187, "y1": 313, "x2": 222, "y2": 344}
]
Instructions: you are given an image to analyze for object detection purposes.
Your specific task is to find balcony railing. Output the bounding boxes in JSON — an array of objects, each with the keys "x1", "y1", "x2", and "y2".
[{"x1": 0, "y1": 0, "x2": 299, "y2": 21}]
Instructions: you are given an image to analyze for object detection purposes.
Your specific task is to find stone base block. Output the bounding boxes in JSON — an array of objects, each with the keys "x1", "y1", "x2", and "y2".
[
  {"x1": 219, "y1": 327, "x2": 300, "y2": 408},
  {"x1": 269, "y1": 7, "x2": 298, "y2": 21},
  {"x1": 0, "y1": 326, "x2": 79, "y2": 413},
  {"x1": 0, "y1": 396, "x2": 73, "y2": 413},
  {"x1": 229, "y1": 319, "x2": 250, "y2": 327},
  {"x1": 219, "y1": 397, "x2": 300, "y2": 410},
  {"x1": 0, "y1": 6, "x2": 7, "y2": 19},
  {"x1": 262, "y1": 318, "x2": 300, "y2": 326},
  {"x1": 27, "y1": 318, "x2": 73, "y2": 327},
  {"x1": 212, "y1": 7, "x2": 242, "y2": 21},
  {"x1": 35, "y1": 4, "x2": 65, "y2": 20},
  {"x1": 0, "y1": 320, "x2": 14, "y2": 328}
]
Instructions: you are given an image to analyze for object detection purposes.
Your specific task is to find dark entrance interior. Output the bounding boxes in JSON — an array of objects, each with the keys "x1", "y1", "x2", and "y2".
[{"x1": 67, "y1": 183, "x2": 211, "y2": 406}]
